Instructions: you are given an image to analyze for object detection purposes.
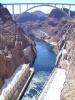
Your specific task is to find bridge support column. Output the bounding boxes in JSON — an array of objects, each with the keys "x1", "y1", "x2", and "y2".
[
  {"x1": 54, "y1": 4, "x2": 56, "y2": 7},
  {"x1": 62, "y1": 4, "x2": 64, "y2": 11},
  {"x1": 26, "y1": 4, "x2": 28, "y2": 10},
  {"x1": 68, "y1": 5, "x2": 71, "y2": 17},
  {"x1": 19, "y1": 4, "x2": 21, "y2": 14},
  {"x1": 12, "y1": 4, "x2": 15, "y2": 20},
  {"x1": 12, "y1": 4, "x2": 14, "y2": 15}
]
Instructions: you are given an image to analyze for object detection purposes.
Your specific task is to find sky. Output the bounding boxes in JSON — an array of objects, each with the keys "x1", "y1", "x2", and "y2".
[
  {"x1": 0, "y1": 0, "x2": 75, "y2": 4},
  {"x1": 0, "y1": 0, "x2": 75, "y2": 14}
]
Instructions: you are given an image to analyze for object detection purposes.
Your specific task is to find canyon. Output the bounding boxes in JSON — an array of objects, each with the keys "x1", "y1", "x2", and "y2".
[
  {"x1": 16, "y1": 7, "x2": 75, "y2": 100},
  {"x1": 0, "y1": 3, "x2": 75, "y2": 100}
]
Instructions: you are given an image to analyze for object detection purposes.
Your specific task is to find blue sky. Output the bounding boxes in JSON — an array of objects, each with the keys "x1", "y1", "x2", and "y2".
[
  {"x1": 0, "y1": 0, "x2": 75, "y2": 14},
  {"x1": 0, "y1": 0, "x2": 75, "y2": 4}
]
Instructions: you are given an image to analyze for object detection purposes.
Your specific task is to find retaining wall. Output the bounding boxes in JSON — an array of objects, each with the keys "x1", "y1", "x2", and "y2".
[{"x1": 0, "y1": 64, "x2": 31, "y2": 100}]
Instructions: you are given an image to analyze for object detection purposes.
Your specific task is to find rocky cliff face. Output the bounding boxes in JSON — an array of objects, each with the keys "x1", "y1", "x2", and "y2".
[
  {"x1": 57, "y1": 19, "x2": 75, "y2": 100},
  {"x1": 49, "y1": 8, "x2": 68, "y2": 19},
  {"x1": 18, "y1": 12, "x2": 69, "y2": 44},
  {"x1": 0, "y1": 4, "x2": 36, "y2": 88}
]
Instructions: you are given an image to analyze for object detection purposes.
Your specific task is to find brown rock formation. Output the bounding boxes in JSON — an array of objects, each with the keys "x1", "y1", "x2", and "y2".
[
  {"x1": 0, "y1": 3, "x2": 36, "y2": 88},
  {"x1": 57, "y1": 19, "x2": 75, "y2": 100}
]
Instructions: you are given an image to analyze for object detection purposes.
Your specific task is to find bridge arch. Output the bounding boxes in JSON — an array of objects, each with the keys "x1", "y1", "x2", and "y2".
[
  {"x1": 24, "y1": 4, "x2": 70, "y2": 17},
  {"x1": 3, "y1": 3, "x2": 72, "y2": 16}
]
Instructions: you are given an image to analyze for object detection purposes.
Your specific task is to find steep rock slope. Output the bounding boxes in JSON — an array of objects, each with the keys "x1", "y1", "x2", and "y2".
[
  {"x1": 0, "y1": 4, "x2": 36, "y2": 88},
  {"x1": 17, "y1": 8, "x2": 69, "y2": 42},
  {"x1": 49, "y1": 8, "x2": 68, "y2": 19},
  {"x1": 57, "y1": 19, "x2": 75, "y2": 100},
  {"x1": 16, "y1": 11, "x2": 46, "y2": 23}
]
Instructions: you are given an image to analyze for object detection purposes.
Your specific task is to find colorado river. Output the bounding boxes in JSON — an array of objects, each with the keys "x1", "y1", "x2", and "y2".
[{"x1": 21, "y1": 39, "x2": 56, "y2": 100}]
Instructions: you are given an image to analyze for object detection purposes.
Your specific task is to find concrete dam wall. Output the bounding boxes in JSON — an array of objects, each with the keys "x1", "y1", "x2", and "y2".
[{"x1": 0, "y1": 64, "x2": 34, "y2": 100}]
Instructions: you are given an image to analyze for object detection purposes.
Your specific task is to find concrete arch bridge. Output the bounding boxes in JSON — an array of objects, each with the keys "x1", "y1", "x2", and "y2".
[{"x1": 2, "y1": 3, "x2": 75, "y2": 16}]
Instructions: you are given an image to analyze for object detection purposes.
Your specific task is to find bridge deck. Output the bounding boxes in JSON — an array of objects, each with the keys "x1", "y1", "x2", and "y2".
[{"x1": 2, "y1": 3, "x2": 75, "y2": 5}]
